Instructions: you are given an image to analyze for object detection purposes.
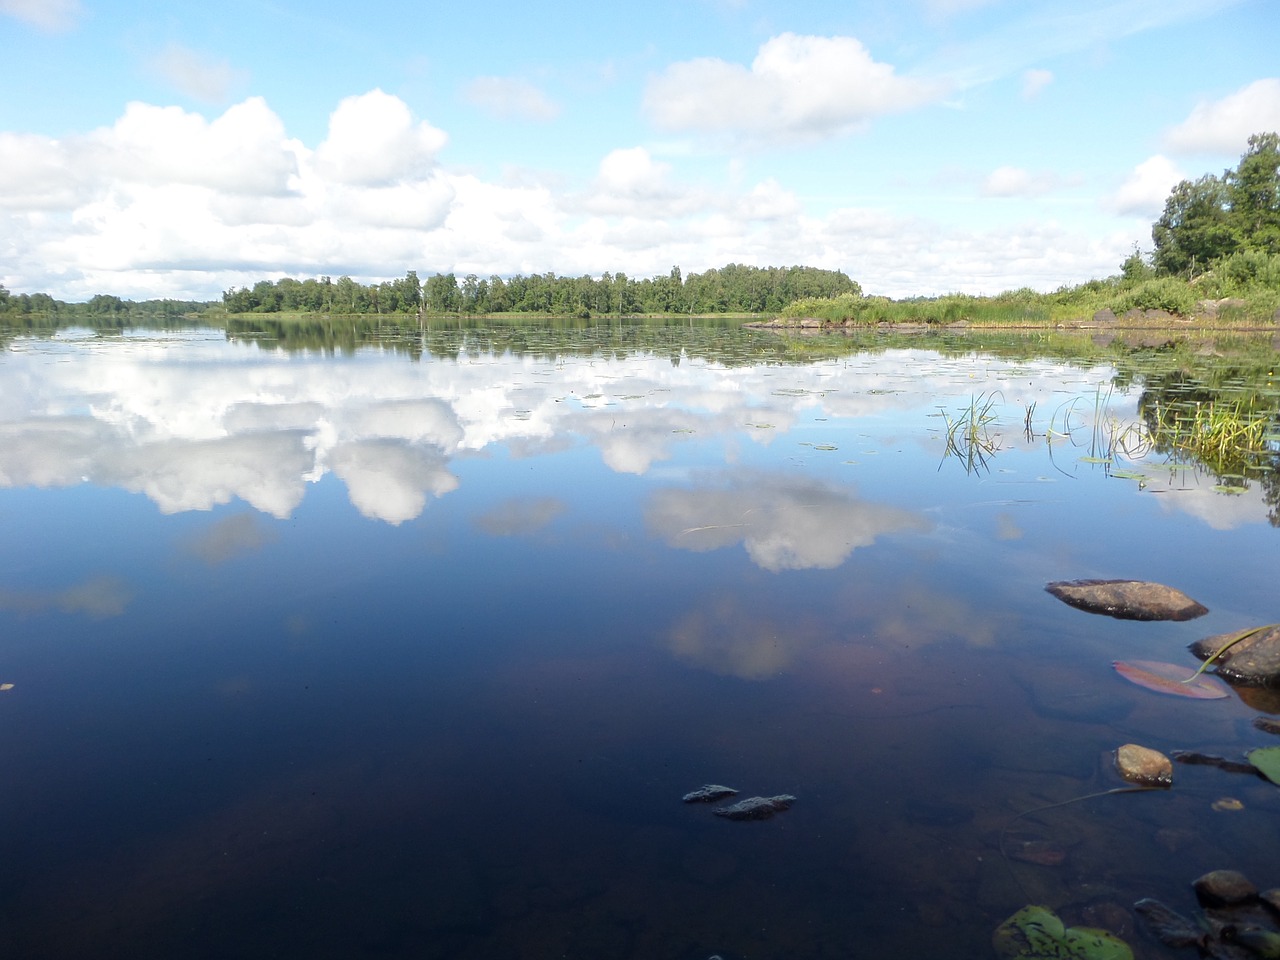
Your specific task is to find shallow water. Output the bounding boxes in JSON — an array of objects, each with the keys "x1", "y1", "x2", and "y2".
[{"x1": 1, "y1": 322, "x2": 1279, "y2": 959}]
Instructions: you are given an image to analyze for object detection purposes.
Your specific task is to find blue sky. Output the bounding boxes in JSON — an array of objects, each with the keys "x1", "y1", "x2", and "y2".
[{"x1": 1, "y1": 0, "x2": 1277, "y2": 301}]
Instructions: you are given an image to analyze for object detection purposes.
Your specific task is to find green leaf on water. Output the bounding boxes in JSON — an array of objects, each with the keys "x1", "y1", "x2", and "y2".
[
  {"x1": 993, "y1": 905, "x2": 1133, "y2": 960},
  {"x1": 1079, "y1": 456, "x2": 1112, "y2": 464},
  {"x1": 1110, "y1": 471, "x2": 1148, "y2": 481},
  {"x1": 1247, "y1": 746, "x2": 1280, "y2": 786},
  {"x1": 814, "y1": 444, "x2": 838, "y2": 451}
]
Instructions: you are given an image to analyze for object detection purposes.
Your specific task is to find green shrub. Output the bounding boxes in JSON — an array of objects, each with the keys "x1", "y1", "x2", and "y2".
[{"x1": 1112, "y1": 277, "x2": 1197, "y2": 315}]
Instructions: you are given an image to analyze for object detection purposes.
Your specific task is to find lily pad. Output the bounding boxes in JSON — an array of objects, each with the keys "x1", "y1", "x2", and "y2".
[
  {"x1": 1112, "y1": 660, "x2": 1229, "y2": 699},
  {"x1": 993, "y1": 905, "x2": 1133, "y2": 960},
  {"x1": 1247, "y1": 746, "x2": 1280, "y2": 786}
]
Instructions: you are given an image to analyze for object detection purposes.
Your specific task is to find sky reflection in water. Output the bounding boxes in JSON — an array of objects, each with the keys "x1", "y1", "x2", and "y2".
[{"x1": 1, "y1": 326, "x2": 1278, "y2": 959}]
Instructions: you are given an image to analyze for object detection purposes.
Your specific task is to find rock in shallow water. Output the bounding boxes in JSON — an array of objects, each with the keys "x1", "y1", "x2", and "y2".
[
  {"x1": 682, "y1": 784, "x2": 739, "y2": 803},
  {"x1": 1115, "y1": 743, "x2": 1173, "y2": 787},
  {"x1": 712, "y1": 795, "x2": 796, "y2": 821},
  {"x1": 1045, "y1": 579, "x2": 1208, "y2": 621},
  {"x1": 1191, "y1": 625, "x2": 1280, "y2": 685}
]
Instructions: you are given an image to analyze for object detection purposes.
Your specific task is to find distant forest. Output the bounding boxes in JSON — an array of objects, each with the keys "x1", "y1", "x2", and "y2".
[
  {"x1": 220, "y1": 264, "x2": 862, "y2": 317},
  {"x1": 0, "y1": 263, "x2": 861, "y2": 322}
]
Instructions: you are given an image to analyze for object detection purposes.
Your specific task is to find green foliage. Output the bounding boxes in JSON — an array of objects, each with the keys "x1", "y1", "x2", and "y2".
[
  {"x1": 1152, "y1": 131, "x2": 1280, "y2": 276},
  {"x1": 993, "y1": 905, "x2": 1133, "y2": 960},
  {"x1": 221, "y1": 263, "x2": 860, "y2": 317},
  {"x1": 1112, "y1": 277, "x2": 1197, "y2": 315}
]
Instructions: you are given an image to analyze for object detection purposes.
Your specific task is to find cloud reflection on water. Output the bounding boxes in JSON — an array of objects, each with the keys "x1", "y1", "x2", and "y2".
[{"x1": 647, "y1": 470, "x2": 932, "y2": 571}]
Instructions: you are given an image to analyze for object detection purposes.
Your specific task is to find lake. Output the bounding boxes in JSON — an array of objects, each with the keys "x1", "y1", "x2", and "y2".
[{"x1": 1, "y1": 320, "x2": 1279, "y2": 959}]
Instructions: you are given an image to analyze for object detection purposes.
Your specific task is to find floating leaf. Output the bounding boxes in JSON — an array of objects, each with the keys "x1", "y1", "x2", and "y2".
[
  {"x1": 1112, "y1": 660, "x2": 1229, "y2": 699},
  {"x1": 1247, "y1": 746, "x2": 1280, "y2": 786},
  {"x1": 1079, "y1": 456, "x2": 1113, "y2": 464},
  {"x1": 0, "y1": 682, "x2": 12, "y2": 691},
  {"x1": 814, "y1": 444, "x2": 838, "y2": 451},
  {"x1": 994, "y1": 905, "x2": 1133, "y2": 960}
]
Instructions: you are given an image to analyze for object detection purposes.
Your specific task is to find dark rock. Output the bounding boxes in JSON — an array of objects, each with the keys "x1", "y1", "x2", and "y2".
[
  {"x1": 1134, "y1": 898, "x2": 1206, "y2": 949},
  {"x1": 1194, "y1": 870, "x2": 1258, "y2": 907},
  {"x1": 1252, "y1": 716, "x2": 1280, "y2": 736},
  {"x1": 1171, "y1": 751, "x2": 1263, "y2": 776},
  {"x1": 682, "y1": 784, "x2": 739, "y2": 803},
  {"x1": 712, "y1": 795, "x2": 795, "y2": 821},
  {"x1": 1093, "y1": 308, "x2": 1117, "y2": 323},
  {"x1": 1191, "y1": 625, "x2": 1280, "y2": 685},
  {"x1": 1046, "y1": 579, "x2": 1208, "y2": 621}
]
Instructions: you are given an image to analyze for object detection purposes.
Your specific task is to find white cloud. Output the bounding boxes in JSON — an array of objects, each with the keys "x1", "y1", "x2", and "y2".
[
  {"x1": 149, "y1": 43, "x2": 247, "y2": 104},
  {"x1": 980, "y1": 166, "x2": 1057, "y2": 197},
  {"x1": 1164, "y1": 78, "x2": 1280, "y2": 154},
  {"x1": 91, "y1": 98, "x2": 300, "y2": 196},
  {"x1": 462, "y1": 76, "x2": 560, "y2": 121},
  {"x1": 644, "y1": 33, "x2": 943, "y2": 143},
  {"x1": 1109, "y1": 154, "x2": 1184, "y2": 216},
  {"x1": 315, "y1": 89, "x2": 448, "y2": 186},
  {"x1": 0, "y1": 0, "x2": 80, "y2": 31},
  {"x1": 1021, "y1": 68, "x2": 1053, "y2": 100}
]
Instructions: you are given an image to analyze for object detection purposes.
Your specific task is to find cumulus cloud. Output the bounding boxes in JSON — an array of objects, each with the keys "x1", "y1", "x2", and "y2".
[
  {"x1": 1109, "y1": 154, "x2": 1184, "y2": 216},
  {"x1": 0, "y1": 0, "x2": 80, "y2": 31},
  {"x1": 1164, "y1": 78, "x2": 1280, "y2": 154},
  {"x1": 1021, "y1": 68, "x2": 1053, "y2": 100},
  {"x1": 644, "y1": 33, "x2": 943, "y2": 143},
  {"x1": 315, "y1": 89, "x2": 447, "y2": 186},
  {"x1": 91, "y1": 98, "x2": 299, "y2": 196},
  {"x1": 149, "y1": 42, "x2": 247, "y2": 104},
  {"x1": 462, "y1": 76, "x2": 559, "y2": 121}
]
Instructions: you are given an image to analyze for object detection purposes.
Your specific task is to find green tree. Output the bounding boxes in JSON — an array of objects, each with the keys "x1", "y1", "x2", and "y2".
[
  {"x1": 1152, "y1": 173, "x2": 1236, "y2": 276},
  {"x1": 1228, "y1": 132, "x2": 1280, "y2": 254}
]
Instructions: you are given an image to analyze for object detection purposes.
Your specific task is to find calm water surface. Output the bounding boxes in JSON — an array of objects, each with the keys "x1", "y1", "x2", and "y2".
[{"x1": 1, "y1": 322, "x2": 1279, "y2": 959}]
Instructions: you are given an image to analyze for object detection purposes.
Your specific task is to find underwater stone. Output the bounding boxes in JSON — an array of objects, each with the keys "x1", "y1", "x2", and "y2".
[
  {"x1": 682, "y1": 785, "x2": 739, "y2": 803},
  {"x1": 1193, "y1": 869, "x2": 1258, "y2": 907},
  {"x1": 1045, "y1": 579, "x2": 1208, "y2": 621},
  {"x1": 712, "y1": 795, "x2": 796, "y2": 821},
  {"x1": 1191, "y1": 625, "x2": 1280, "y2": 685},
  {"x1": 1115, "y1": 743, "x2": 1173, "y2": 787}
]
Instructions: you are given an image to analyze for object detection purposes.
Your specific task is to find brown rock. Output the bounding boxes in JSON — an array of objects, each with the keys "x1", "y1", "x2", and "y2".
[
  {"x1": 1115, "y1": 743, "x2": 1173, "y2": 787},
  {"x1": 1190, "y1": 625, "x2": 1280, "y2": 685},
  {"x1": 1193, "y1": 869, "x2": 1257, "y2": 907},
  {"x1": 1046, "y1": 579, "x2": 1208, "y2": 621}
]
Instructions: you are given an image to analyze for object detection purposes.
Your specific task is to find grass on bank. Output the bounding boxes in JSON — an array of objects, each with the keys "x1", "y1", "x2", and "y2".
[{"x1": 778, "y1": 250, "x2": 1280, "y2": 327}]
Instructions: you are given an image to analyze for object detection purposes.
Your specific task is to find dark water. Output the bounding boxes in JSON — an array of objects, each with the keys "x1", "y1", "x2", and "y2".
[{"x1": 1, "y1": 323, "x2": 1279, "y2": 959}]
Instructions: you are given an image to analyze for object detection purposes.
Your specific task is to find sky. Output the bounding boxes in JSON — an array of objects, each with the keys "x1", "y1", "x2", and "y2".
[{"x1": 1, "y1": 0, "x2": 1278, "y2": 302}]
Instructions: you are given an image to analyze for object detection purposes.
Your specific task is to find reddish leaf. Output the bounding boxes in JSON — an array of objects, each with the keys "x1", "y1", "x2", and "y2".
[{"x1": 1113, "y1": 660, "x2": 1229, "y2": 699}]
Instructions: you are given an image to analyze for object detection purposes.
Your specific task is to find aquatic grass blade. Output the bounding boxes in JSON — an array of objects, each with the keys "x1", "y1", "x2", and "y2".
[{"x1": 1112, "y1": 660, "x2": 1229, "y2": 699}]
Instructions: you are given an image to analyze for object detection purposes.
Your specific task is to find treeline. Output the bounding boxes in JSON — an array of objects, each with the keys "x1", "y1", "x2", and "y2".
[
  {"x1": 221, "y1": 264, "x2": 861, "y2": 317},
  {"x1": 0, "y1": 287, "x2": 205, "y2": 324}
]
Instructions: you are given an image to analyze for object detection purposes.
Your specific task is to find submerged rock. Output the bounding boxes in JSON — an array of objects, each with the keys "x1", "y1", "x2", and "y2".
[
  {"x1": 1194, "y1": 870, "x2": 1258, "y2": 907},
  {"x1": 1045, "y1": 579, "x2": 1208, "y2": 621},
  {"x1": 1115, "y1": 743, "x2": 1173, "y2": 787},
  {"x1": 682, "y1": 784, "x2": 739, "y2": 804},
  {"x1": 1191, "y1": 625, "x2": 1280, "y2": 685},
  {"x1": 712, "y1": 795, "x2": 796, "y2": 821},
  {"x1": 1134, "y1": 898, "x2": 1205, "y2": 949}
]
